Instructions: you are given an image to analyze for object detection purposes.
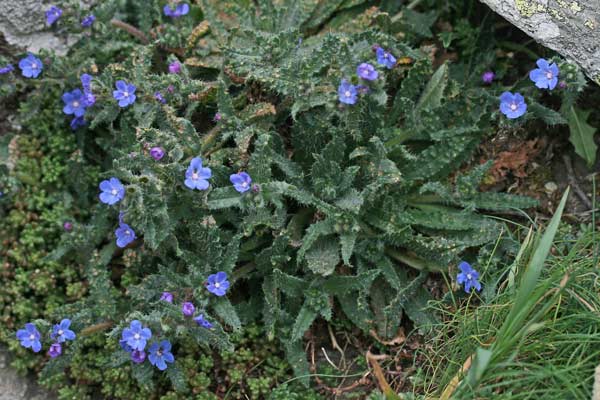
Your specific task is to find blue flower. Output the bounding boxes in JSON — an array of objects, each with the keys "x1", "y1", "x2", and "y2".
[
  {"x1": 0, "y1": 64, "x2": 14, "y2": 74},
  {"x1": 48, "y1": 343, "x2": 62, "y2": 358},
  {"x1": 338, "y1": 79, "x2": 358, "y2": 105},
  {"x1": 456, "y1": 261, "x2": 482, "y2": 293},
  {"x1": 499, "y1": 91, "x2": 527, "y2": 119},
  {"x1": 376, "y1": 47, "x2": 396, "y2": 69},
  {"x1": 164, "y1": 3, "x2": 190, "y2": 18},
  {"x1": 62, "y1": 89, "x2": 87, "y2": 117},
  {"x1": 18, "y1": 54, "x2": 43, "y2": 78},
  {"x1": 356, "y1": 63, "x2": 378, "y2": 81},
  {"x1": 230, "y1": 172, "x2": 252, "y2": 193},
  {"x1": 51, "y1": 319, "x2": 76, "y2": 343},
  {"x1": 46, "y1": 6, "x2": 62, "y2": 26},
  {"x1": 115, "y1": 222, "x2": 136, "y2": 248},
  {"x1": 182, "y1": 302, "x2": 195, "y2": 317},
  {"x1": 121, "y1": 320, "x2": 152, "y2": 351},
  {"x1": 194, "y1": 314, "x2": 213, "y2": 329},
  {"x1": 529, "y1": 58, "x2": 559, "y2": 90},
  {"x1": 16, "y1": 323, "x2": 42, "y2": 352},
  {"x1": 70, "y1": 116, "x2": 87, "y2": 130},
  {"x1": 148, "y1": 340, "x2": 175, "y2": 371},
  {"x1": 184, "y1": 157, "x2": 212, "y2": 190},
  {"x1": 119, "y1": 339, "x2": 133, "y2": 352},
  {"x1": 206, "y1": 271, "x2": 230, "y2": 297},
  {"x1": 81, "y1": 15, "x2": 96, "y2": 28},
  {"x1": 99, "y1": 177, "x2": 125, "y2": 205},
  {"x1": 113, "y1": 80, "x2": 137, "y2": 108}
]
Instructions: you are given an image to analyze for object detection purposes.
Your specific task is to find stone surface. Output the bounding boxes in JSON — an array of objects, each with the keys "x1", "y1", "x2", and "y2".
[
  {"x1": 0, "y1": 348, "x2": 56, "y2": 400},
  {"x1": 0, "y1": 0, "x2": 74, "y2": 55},
  {"x1": 481, "y1": 0, "x2": 600, "y2": 85}
]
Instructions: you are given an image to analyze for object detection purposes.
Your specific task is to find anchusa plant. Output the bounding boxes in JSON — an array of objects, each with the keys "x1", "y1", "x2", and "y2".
[
  {"x1": 8, "y1": 0, "x2": 588, "y2": 394},
  {"x1": 16, "y1": 319, "x2": 76, "y2": 357}
]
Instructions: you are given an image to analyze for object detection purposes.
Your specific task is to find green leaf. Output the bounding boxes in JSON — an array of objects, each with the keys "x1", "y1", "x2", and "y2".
[
  {"x1": 212, "y1": 297, "x2": 242, "y2": 331},
  {"x1": 291, "y1": 303, "x2": 317, "y2": 341},
  {"x1": 415, "y1": 63, "x2": 448, "y2": 112},
  {"x1": 567, "y1": 106, "x2": 597, "y2": 167},
  {"x1": 166, "y1": 363, "x2": 189, "y2": 393},
  {"x1": 528, "y1": 102, "x2": 566, "y2": 125},
  {"x1": 304, "y1": 237, "x2": 340, "y2": 276}
]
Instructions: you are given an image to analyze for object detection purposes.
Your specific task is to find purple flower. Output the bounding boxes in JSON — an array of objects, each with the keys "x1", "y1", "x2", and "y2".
[
  {"x1": 163, "y1": 3, "x2": 190, "y2": 18},
  {"x1": 18, "y1": 54, "x2": 43, "y2": 78},
  {"x1": 213, "y1": 112, "x2": 222, "y2": 122},
  {"x1": 338, "y1": 79, "x2": 358, "y2": 105},
  {"x1": 81, "y1": 74, "x2": 96, "y2": 107},
  {"x1": 115, "y1": 222, "x2": 136, "y2": 248},
  {"x1": 167, "y1": 85, "x2": 175, "y2": 93},
  {"x1": 499, "y1": 91, "x2": 527, "y2": 119},
  {"x1": 376, "y1": 47, "x2": 396, "y2": 69},
  {"x1": 62, "y1": 89, "x2": 87, "y2": 117},
  {"x1": 16, "y1": 323, "x2": 42, "y2": 352},
  {"x1": 81, "y1": 15, "x2": 96, "y2": 28},
  {"x1": 99, "y1": 177, "x2": 125, "y2": 205},
  {"x1": 46, "y1": 6, "x2": 62, "y2": 26},
  {"x1": 482, "y1": 71, "x2": 495, "y2": 84},
  {"x1": 206, "y1": 271, "x2": 230, "y2": 297},
  {"x1": 558, "y1": 81, "x2": 567, "y2": 89},
  {"x1": 148, "y1": 340, "x2": 175, "y2": 370},
  {"x1": 48, "y1": 343, "x2": 62, "y2": 358},
  {"x1": 0, "y1": 64, "x2": 14, "y2": 75},
  {"x1": 194, "y1": 314, "x2": 213, "y2": 329},
  {"x1": 456, "y1": 261, "x2": 481, "y2": 293},
  {"x1": 131, "y1": 350, "x2": 146, "y2": 364},
  {"x1": 230, "y1": 172, "x2": 252, "y2": 193},
  {"x1": 63, "y1": 221, "x2": 73, "y2": 231},
  {"x1": 529, "y1": 58, "x2": 559, "y2": 90},
  {"x1": 356, "y1": 63, "x2": 378, "y2": 81},
  {"x1": 70, "y1": 116, "x2": 87, "y2": 130},
  {"x1": 160, "y1": 292, "x2": 173, "y2": 303},
  {"x1": 168, "y1": 62, "x2": 181, "y2": 74},
  {"x1": 51, "y1": 319, "x2": 76, "y2": 343},
  {"x1": 154, "y1": 91, "x2": 166, "y2": 104},
  {"x1": 121, "y1": 320, "x2": 152, "y2": 351},
  {"x1": 113, "y1": 80, "x2": 137, "y2": 108},
  {"x1": 184, "y1": 157, "x2": 212, "y2": 190},
  {"x1": 150, "y1": 146, "x2": 165, "y2": 160},
  {"x1": 182, "y1": 302, "x2": 195, "y2": 317}
]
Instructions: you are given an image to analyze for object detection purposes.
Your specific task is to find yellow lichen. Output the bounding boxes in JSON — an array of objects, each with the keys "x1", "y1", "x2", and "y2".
[
  {"x1": 584, "y1": 19, "x2": 595, "y2": 29},
  {"x1": 515, "y1": 0, "x2": 546, "y2": 17},
  {"x1": 570, "y1": 1, "x2": 582, "y2": 13}
]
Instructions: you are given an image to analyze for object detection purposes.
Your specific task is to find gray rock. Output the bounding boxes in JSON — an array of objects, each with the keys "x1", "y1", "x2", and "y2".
[
  {"x1": 0, "y1": 0, "x2": 73, "y2": 55},
  {"x1": 481, "y1": 0, "x2": 600, "y2": 85},
  {"x1": 0, "y1": 348, "x2": 56, "y2": 400}
]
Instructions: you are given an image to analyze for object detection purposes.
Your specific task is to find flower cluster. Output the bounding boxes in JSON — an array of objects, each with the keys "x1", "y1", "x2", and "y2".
[
  {"x1": 16, "y1": 319, "x2": 76, "y2": 358},
  {"x1": 338, "y1": 45, "x2": 396, "y2": 105},
  {"x1": 163, "y1": 2, "x2": 190, "y2": 18},
  {"x1": 497, "y1": 58, "x2": 560, "y2": 119},
  {"x1": 62, "y1": 74, "x2": 96, "y2": 129}
]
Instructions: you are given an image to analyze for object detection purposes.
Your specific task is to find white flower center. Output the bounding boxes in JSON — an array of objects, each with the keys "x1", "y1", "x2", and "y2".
[
  {"x1": 192, "y1": 172, "x2": 199, "y2": 180},
  {"x1": 157, "y1": 349, "x2": 163, "y2": 356},
  {"x1": 510, "y1": 103, "x2": 517, "y2": 111},
  {"x1": 134, "y1": 333, "x2": 140, "y2": 340},
  {"x1": 29, "y1": 334, "x2": 35, "y2": 340},
  {"x1": 546, "y1": 72, "x2": 553, "y2": 79},
  {"x1": 58, "y1": 330, "x2": 64, "y2": 335},
  {"x1": 111, "y1": 189, "x2": 117, "y2": 195},
  {"x1": 123, "y1": 91, "x2": 129, "y2": 97},
  {"x1": 242, "y1": 181, "x2": 248, "y2": 187},
  {"x1": 72, "y1": 101, "x2": 80, "y2": 108},
  {"x1": 344, "y1": 90, "x2": 351, "y2": 98},
  {"x1": 214, "y1": 282, "x2": 220, "y2": 288},
  {"x1": 467, "y1": 273, "x2": 472, "y2": 280},
  {"x1": 384, "y1": 53, "x2": 389, "y2": 59},
  {"x1": 31, "y1": 64, "x2": 38, "y2": 69},
  {"x1": 125, "y1": 230, "x2": 131, "y2": 236}
]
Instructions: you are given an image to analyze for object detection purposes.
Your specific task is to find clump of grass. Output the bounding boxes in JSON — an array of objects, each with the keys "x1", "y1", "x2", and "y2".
[{"x1": 409, "y1": 190, "x2": 600, "y2": 399}]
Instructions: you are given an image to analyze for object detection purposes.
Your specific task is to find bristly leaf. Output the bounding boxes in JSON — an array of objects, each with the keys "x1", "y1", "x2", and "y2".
[{"x1": 567, "y1": 106, "x2": 598, "y2": 167}]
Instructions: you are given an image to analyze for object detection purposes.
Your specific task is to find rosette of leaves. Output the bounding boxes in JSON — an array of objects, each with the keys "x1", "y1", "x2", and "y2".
[{"x1": 36, "y1": 0, "x2": 543, "y2": 390}]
